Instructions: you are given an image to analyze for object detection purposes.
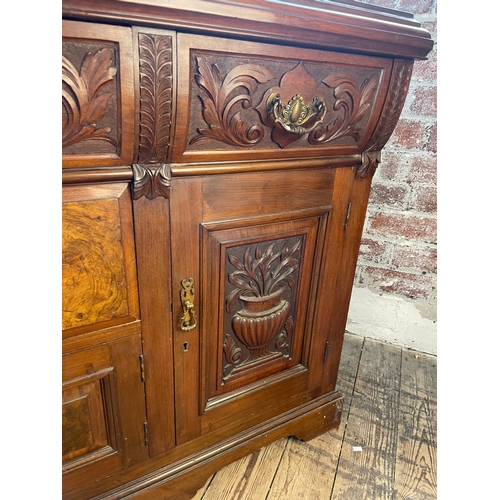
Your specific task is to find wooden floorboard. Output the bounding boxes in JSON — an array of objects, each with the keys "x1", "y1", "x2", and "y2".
[
  {"x1": 393, "y1": 350, "x2": 437, "y2": 500},
  {"x1": 194, "y1": 334, "x2": 437, "y2": 500}
]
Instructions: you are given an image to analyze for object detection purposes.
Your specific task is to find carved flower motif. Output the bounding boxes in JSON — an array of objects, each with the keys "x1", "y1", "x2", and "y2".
[{"x1": 226, "y1": 240, "x2": 302, "y2": 313}]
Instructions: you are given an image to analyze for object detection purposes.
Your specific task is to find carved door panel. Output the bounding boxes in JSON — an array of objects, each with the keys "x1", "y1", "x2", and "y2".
[
  {"x1": 171, "y1": 167, "x2": 351, "y2": 445},
  {"x1": 62, "y1": 183, "x2": 148, "y2": 494}
]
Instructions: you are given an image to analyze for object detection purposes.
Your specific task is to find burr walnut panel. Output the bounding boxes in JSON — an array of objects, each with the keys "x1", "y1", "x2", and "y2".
[
  {"x1": 173, "y1": 33, "x2": 392, "y2": 164},
  {"x1": 62, "y1": 21, "x2": 134, "y2": 168},
  {"x1": 62, "y1": 183, "x2": 140, "y2": 337}
]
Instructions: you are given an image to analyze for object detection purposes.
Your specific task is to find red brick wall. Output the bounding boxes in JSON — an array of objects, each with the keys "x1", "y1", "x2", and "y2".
[{"x1": 356, "y1": 0, "x2": 437, "y2": 302}]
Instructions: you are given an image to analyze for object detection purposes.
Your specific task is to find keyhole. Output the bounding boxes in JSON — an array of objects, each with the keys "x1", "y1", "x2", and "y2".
[{"x1": 183, "y1": 342, "x2": 189, "y2": 352}]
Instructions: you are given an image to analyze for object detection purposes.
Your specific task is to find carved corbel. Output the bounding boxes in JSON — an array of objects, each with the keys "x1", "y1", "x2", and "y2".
[
  {"x1": 132, "y1": 163, "x2": 171, "y2": 200},
  {"x1": 359, "y1": 151, "x2": 381, "y2": 179}
]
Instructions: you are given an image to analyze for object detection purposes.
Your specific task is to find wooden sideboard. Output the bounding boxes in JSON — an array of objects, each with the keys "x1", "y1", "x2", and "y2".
[{"x1": 62, "y1": 1, "x2": 433, "y2": 498}]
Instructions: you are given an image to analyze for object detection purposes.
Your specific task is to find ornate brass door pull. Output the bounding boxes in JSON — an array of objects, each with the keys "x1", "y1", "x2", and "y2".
[
  {"x1": 266, "y1": 93, "x2": 326, "y2": 135},
  {"x1": 180, "y1": 278, "x2": 197, "y2": 331}
]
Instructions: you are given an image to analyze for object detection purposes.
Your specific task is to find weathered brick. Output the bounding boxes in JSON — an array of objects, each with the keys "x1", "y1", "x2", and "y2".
[
  {"x1": 361, "y1": 266, "x2": 435, "y2": 298},
  {"x1": 368, "y1": 212, "x2": 437, "y2": 243},
  {"x1": 388, "y1": 118, "x2": 427, "y2": 149},
  {"x1": 378, "y1": 151, "x2": 403, "y2": 181},
  {"x1": 399, "y1": 0, "x2": 434, "y2": 15},
  {"x1": 410, "y1": 185, "x2": 437, "y2": 213},
  {"x1": 413, "y1": 48, "x2": 437, "y2": 81},
  {"x1": 369, "y1": 182, "x2": 409, "y2": 209},
  {"x1": 421, "y1": 21, "x2": 437, "y2": 40},
  {"x1": 360, "y1": 0, "x2": 398, "y2": 9},
  {"x1": 410, "y1": 86, "x2": 437, "y2": 117},
  {"x1": 392, "y1": 244, "x2": 437, "y2": 273},
  {"x1": 426, "y1": 123, "x2": 437, "y2": 153},
  {"x1": 405, "y1": 155, "x2": 437, "y2": 184},
  {"x1": 358, "y1": 238, "x2": 389, "y2": 263}
]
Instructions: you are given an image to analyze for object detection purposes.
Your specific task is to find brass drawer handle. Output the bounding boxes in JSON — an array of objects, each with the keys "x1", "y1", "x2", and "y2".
[
  {"x1": 180, "y1": 278, "x2": 197, "y2": 331},
  {"x1": 266, "y1": 93, "x2": 326, "y2": 135}
]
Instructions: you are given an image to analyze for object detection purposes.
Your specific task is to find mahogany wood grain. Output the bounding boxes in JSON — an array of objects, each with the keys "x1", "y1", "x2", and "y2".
[
  {"x1": 62, "y1": 0, "x2": 433, "y2": 60},
  {"x1": 169, "y1": 176, "x2": 204, "y2": 445},
  {"x1": 173, "y1": 33, "x2": 393, "y2": 164},
  {"x1": 194, "y1": 334, "x2": 437, "y2": 500},
  {"x1": 62, "y1": 391, "x2": 341, "y2": 499},
  {"x1": 321, "y1": 168, "x2": 374, "y2": 395},
  {"x1": 133, "y1": 195, "x2": 176, "y2": 456}
]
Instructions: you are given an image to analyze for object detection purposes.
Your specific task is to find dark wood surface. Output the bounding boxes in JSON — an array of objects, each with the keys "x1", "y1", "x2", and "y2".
[{"x1": 62, "y1": 1, "x2": 433, "y2": 498}]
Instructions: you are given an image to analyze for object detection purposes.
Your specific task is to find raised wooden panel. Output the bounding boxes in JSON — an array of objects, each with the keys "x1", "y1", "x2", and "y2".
[
  {"x1": 62, "y1": 183, "x2": 140, "y2": 338},
  {"x1": 62, "y1": 21, "x2": 134, "y2": 168},
  {"x1": 201, "y1": 216, "x2": 327, "y2": 405},
  {"x1": 172, "y1": 33, "x2": 392, "y2": 165},
  {"x1": 62, "y1": 336, "x2": 148, "y2": 494}
]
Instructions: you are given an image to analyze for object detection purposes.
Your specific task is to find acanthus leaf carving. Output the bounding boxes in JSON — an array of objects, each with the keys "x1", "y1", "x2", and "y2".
[
  {"x1": 308, "y1": 73, "x2": 378, "y2": 145},
  {"x1": 62, "y1": 49, "x2": 118, "y2": 149},
  {"x1": 138, "y1": 33, "x2": 173, "y2": 164},
  {"x1": 190, "y1": 57, "x2": 276, "y2": 147}
]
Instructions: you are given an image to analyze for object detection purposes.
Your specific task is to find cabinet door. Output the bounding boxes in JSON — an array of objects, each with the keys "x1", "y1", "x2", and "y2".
[
  {"x1": 62, "y1": 183, "x2": 148, "y2": 494},
  {"x1": 170, "y1": 167, "x2": 353, "y2": 445},
  {"x1": 62, "y1": 336, "x2": 147, "y2": 493}
]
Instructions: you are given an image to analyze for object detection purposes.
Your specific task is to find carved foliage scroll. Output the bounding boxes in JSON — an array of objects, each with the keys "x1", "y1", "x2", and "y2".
[
  {"x1": 189, "y1": 56, "x2": 382, "y2": 151},
  {"x1": 309, "y1": 73, "x2": 378, "y2": 145},
  {"x1": 134, "y1": 33, "x2": 174, "y2": 199},
  {"x1": 222, "y1": 237, "x2": 303, "y2": 381},
  {"x1": 190, "y1": 57, "x2": 276, "y2": 147},
  {"x1": 62, "y1": 47, "x2": 118, "y2": 152}
]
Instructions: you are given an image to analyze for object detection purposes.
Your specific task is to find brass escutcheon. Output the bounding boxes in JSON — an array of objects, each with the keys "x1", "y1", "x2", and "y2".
[{"x1": 180, "y1": 278, "x2": 197, "y2": 331}]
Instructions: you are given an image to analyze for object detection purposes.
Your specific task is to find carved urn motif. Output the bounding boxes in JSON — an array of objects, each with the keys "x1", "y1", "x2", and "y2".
[
  {"x1": 231, "y1": 287, "x2": 291, "y2": 360},
  {"x1": 225, "y1": 239, "x2": 302, "y2": 364}
]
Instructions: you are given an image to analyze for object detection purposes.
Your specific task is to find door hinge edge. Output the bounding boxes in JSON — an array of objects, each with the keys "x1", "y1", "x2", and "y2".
[{"x1": 139, "y1": 354, "x2": 145, "y2": 382}]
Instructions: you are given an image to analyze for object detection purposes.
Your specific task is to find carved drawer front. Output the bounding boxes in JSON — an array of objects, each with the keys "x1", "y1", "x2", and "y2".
[
  {"x1": 62, "y1": 336, "x2": 147, "y2": 494},
  {"x1": 62, "y1": 183, "x2": 140, "y2": 339},
  {"x1": 172, "y1": 33, "x2": 393, "y2": 165},
  {"x1": 62, "y1": 21, "x2": 134, "y2": 168}
]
